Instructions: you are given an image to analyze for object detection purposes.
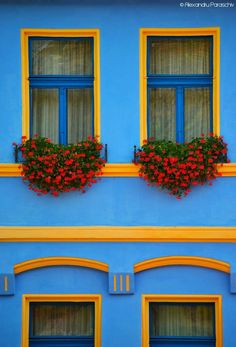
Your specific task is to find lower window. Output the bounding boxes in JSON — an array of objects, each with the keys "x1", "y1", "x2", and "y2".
[
  {"x1": 22, "y1": 295, "x2": 101, "y2": 347},
  {"x1": 30, "y1": 302, "x2": 94, "y2": 346},
  {"x1": 142, "y1": 295, "x2": 222, "y2": 347},
  {"x1": 150, "y1": 302, "x2": 215, "y2": 347}
]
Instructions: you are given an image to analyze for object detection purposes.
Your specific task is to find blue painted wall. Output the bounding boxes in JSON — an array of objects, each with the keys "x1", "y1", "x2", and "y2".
[
  {"x1": 1, "y1": 263, "x2": 235, "y2": 347},
  {"x1": 0, "y1": 0, "x2": 236, "y2": 162},
  {"x1": 1, "y1": 177, "x2": 236, "y2": 226},
  {"x1": 1, "y1": 1, "x2": 236, "y2": 346},
  {"x1": 0, "y1": 0, "x2": 235, "y2": 226}
]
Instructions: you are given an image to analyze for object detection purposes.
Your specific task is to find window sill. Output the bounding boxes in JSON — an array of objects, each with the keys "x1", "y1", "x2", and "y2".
[{"x1": 0, "y1": 162, "x2": 236, "y2": 177}]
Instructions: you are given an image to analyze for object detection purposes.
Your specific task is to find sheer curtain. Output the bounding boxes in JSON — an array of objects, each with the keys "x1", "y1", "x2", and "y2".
[
  {"x1": 32, "y1": 88, "x2": 59, "y2": 143},
  {"x1": 32, "y1": 39, "x2": 93, "y2": 75},
  {"x1": 32, "y1": 303, "x2": 94, "y2": 336},
  {"x1": 150, "y1": 303, "x2": 214, "y2": 337},
  {"x1": 67, "y1": 88, "x2": 93, "y2": 143},
  {"x1": 149, "y1": 88, "x2": 176, "y2": 141},
  {"x1": 184, "y1": 87, "x2": 210, "y2": 142},
  {"x1": 149, "y1": 38, "x2": 210, "y2": 75}
]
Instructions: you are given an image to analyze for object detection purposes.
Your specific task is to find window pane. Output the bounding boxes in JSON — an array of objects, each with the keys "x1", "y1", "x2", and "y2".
[
  {"x1": 67, "y1": 88, "x2": 93, "y2": 143},
  {"x1": 32, "y1": 88, "x2": 59, "y2": 143},
  {"x1": 31, "y1": 303, "x2": 94, "y2": 337},
  {"x1": 149, "y1": 38, "x2": 211, "y2": 75},
  {"x1": 149, "y1": 88, "x2": 176, "y2": 141},
  {"x1": 150, "y1": 303, "x2": 214, "y2": 337},
  {"x1": 184, "y1": 87, "x2": 211, "y2": 142},
  {"x1": 31, "y1": 39, "x2": 93, "y2": 75}
]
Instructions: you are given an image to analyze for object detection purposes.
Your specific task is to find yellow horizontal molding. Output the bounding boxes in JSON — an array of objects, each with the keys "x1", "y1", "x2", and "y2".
[
  {"x1": 0, "y1": 164, "x2": 22, "y2": 176},
  {"x1": 14, "y1": 256, "x2": 109, "y2": 274},
  {"x1": 23, "y1": 293, "x2": 102, "y2": 301},
  {"x1": 142, "y1": 294, "x2": 222, "y2": 302},
  {"x1": 0, "y1": 163, "x2": 236, "y2": 177},
  {"x1": 140, "y1": 27, "x2": 220, "y2": 36},
  {"x1": 1, "y1": 226, "x2": 236, "y2": 242},
  {"x1": 21, "y1": 28, "x2": 100, "y2": 37},
  {"x1": 134, "y1": 255, "x2": 230, "y2": 273},
  {"x1": 102, "y1": 163, "x2": 139, "y2": 176}
]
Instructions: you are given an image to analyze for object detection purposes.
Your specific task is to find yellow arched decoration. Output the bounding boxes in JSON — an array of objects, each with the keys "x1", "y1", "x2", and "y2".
[
  {"x1": 134, "y1": 255, "x2": 230, "y2": 273},
  {"x1": 14, "y1": 256, "x2": 109, "y2": 274}
]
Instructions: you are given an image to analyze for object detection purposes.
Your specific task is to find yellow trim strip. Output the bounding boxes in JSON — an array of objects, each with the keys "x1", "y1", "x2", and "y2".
[
  {"x1": 140, "y1": 27, "x2": 220, "y2": 144},
  {"x1": 1, "y1": 162, "x2": 236, "y2": 177},
  {"x1": 4, "y1": 276, "x2": 8, "y2": 292},
  {"x1": 142, "y1": 294, "x2": 222, "y2": 347},
  {"x1": 22, "y1": 294, "x2": 102, "y2": 347},
  {"x1": 1, "y1": 226, "x2": 236, "y2": 242},
  {"x1": 113, "y1": 275, "x2": 117, "y2": 292},
  {"x1": 119, "y1": 274, "x2": 123, "y2": 291},
  {"x1": 134, "y1": 255, "x2": 230, "y2": 273},
  {"x1": 14, "y1": 256, "x2": 109, "y2": 274},
  {"x1": 21, "y1": 28, "x2": 100, "y2": 139},
  {"x1": 126, "y1": 275, "x2": 130, "y2": 292}
]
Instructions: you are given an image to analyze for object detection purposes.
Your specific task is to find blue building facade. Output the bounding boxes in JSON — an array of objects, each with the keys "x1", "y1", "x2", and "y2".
[{"x1": 0, "y1": 1, "x2": 236, "y2": 346}]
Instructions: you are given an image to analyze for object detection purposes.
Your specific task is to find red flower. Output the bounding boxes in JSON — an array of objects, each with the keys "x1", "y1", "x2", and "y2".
[
  {"x1": 136, "y1": 135, "x2": 229, "y2": 198},
  {"x1": 17, "y1": 136, "x2": 104, "y2": 197}
]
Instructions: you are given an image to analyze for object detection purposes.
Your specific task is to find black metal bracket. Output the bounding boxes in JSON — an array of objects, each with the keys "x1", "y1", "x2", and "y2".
[
  {"x1": 133, "y1": 145, "x2": 137, "y2": 163},
  {"x1": 14, "y1": 145, "x2": 24, "y2": 163},
  {"x1": 104, "y1": 144, "x2": 108, "y2": 163}
]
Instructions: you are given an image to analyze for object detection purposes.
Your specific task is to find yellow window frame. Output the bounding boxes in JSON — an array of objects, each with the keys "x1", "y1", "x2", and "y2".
[
  {"x1": 21, "y1": 294, "x2": 102, "y2": 347},
  {"x1": 140, "y1": 27, "x2": 220, "y2": 145},
  {"x1": 142, "y1": 294, "x2": 222, "y2": 347},
  {"x1": 21, "y1": 28, "x2": 100, "y2": 139}
]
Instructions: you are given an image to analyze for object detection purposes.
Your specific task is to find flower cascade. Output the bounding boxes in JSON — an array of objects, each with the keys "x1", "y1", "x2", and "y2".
[
  {"x1": 17, "y1": 135, "x2": 105, "y2": 196},
  {"x1": 135, "y1": 134, "x2": 229, "y2": 198}
]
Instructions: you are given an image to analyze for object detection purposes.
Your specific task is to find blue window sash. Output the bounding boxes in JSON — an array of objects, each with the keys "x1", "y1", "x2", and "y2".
[
  {"x1": 30, "y1": 84, "x2": 94, "y2": 145},
  {"x1": 150, "y1": 336, "x2": 216, "y2": 347},
  {"x1": 29, "y1": 337, "x2": 94, "y2": 347},
  {"x1": 147, "y1": 36, "x2": 213, "y2": 143},
  {"x1": 29, "y1": 37, "x2": 94, "y2": 144},
  {"x1": 147, "y1": 83, "x2": 213, "y2": 143}
]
